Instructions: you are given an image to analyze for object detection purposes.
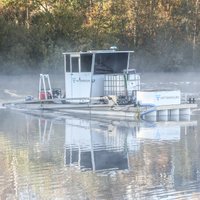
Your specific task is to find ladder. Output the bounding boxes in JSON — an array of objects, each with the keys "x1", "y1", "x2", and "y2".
[{"x1": 38, "y1": 74, "x2": 53, "y2": 100}]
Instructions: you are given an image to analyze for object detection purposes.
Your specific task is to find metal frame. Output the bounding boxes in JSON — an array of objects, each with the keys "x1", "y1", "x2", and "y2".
[{"x1": 38, "y1": 74, "x2": 53, "y2": 100}]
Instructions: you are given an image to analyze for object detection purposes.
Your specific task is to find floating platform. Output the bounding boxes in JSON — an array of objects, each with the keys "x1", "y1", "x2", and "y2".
[{"x1": 3, "y1": 99, "x2": 197, "y2": 121}]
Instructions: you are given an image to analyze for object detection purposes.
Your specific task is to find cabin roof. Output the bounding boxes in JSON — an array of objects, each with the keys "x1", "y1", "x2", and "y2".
[{"x1": 63, "y1": 50, "x2": 134, "y2": 55}]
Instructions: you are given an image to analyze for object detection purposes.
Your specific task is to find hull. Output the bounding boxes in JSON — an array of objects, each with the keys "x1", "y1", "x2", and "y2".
[{"x1": 3, "y1": 99, "x2": 197, "y2": 121}]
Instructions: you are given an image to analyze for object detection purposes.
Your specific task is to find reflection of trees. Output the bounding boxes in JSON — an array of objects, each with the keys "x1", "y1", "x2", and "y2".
[
  {"x1": 0, "y1": 112, "x2": 66, "y2": 199},
  {"x1": 109, "y1": 125, "x2": 199, "y2": 198},
  {"x1": 173, "y1": 126, "x2": 200, "y2": 189},
  {"x1": 0, "y1": 110, "x2": 200, "y2": 199},
  {"x1": 0, "y1": 112, "x2": 121, "y2": 199},
  {"x1": 0, "y1": 133, "x2": 120, "y2": 199},
  {"x1": 124, "y1": 143, "x2": 173, "y2": 190},
  {"x1": 0, "y1": 136, "x2": 16, "y2": 199},
  {"x1": 142, "y1": 144, "x2": 172, "y2": 186}
]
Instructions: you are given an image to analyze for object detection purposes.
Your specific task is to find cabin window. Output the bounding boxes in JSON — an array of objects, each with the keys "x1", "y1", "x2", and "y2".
[
  {"x1": 65, "y1": 54, "x2": 70, "y2": 72},
  {"x1": 94, "y1": 53, "x2": 128, "y2": 74},
  {"x1": 80, "y1": 54, "x2": 92, "y2": 72},
  {"x1": 71, "y1": 57, "x2": 79, "y2": 72}
]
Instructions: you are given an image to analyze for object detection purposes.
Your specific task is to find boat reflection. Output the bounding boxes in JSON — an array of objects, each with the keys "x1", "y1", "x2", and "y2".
[
  {"x1": 0, "y1": 110, "x2": 199, "y2": 199},
  {"x1": 64, "y1": 118, "x2": 136, "y2": 172},
  {"x1": 38, "y1": 118, "x2": 53, "y2": 144},
  {"x1": 13, "y1": 111, "x2": 196, "y2": 174},
  {"x1": 62, "y1": 116, "x2": 197, "y2": 173}
]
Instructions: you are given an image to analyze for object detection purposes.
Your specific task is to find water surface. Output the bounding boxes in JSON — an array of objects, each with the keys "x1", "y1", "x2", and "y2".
[
  {"x1": 0, "y1": 109, "x2": 200, "y2": 199},
  {"x1": 1, "y1": 73, "x2": 200, "y2": 199}
]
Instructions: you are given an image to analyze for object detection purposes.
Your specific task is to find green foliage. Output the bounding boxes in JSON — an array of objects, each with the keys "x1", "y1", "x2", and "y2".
[{"x1": 0, "y1": 0, "x2": 199, "y2": 74}]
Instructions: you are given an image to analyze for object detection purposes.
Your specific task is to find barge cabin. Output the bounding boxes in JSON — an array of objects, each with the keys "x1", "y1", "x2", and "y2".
[{"x1": 63, "y1": 50, "x2": 140, "y2": 104}]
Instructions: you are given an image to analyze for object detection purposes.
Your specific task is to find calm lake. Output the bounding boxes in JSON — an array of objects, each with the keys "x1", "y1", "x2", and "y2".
[{"x1": 0, "y1": 73, "x2": 200, "y2": 199}]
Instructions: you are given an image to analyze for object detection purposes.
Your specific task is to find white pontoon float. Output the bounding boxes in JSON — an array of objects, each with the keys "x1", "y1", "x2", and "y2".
[{"x1": 3, "y1": 49, "x2": 197, "y2": 121}]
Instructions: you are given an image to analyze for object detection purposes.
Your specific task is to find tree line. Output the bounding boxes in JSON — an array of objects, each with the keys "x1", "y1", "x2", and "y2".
[{"x1": 0, "y1": 0, "x2": 199, "y2": 74}]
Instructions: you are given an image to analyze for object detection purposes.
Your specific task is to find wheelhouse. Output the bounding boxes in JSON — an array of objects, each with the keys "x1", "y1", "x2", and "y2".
[{"x1": 63, "y1": 50, "x2": 140, "y2": 99}]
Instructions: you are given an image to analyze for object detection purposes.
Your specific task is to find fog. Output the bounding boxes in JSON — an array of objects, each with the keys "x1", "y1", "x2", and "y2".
[
  {"x1": 0, "y1": 45, "x2": 200, "y2": 103},
  {"x1": 141, "y1": 72, "x2": 200, "y2": 92},
  {"x1": 0, "y1": 73, "x2": 65, "y2": 103},
  {"x1": 1, "y1": 71, "x2": 200, "y2": 105},
  {"x1": 131, "y1": 34, "x2": 200, "y2": 73}
]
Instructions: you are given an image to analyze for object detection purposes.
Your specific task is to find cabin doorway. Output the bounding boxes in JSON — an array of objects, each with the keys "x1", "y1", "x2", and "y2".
[{"x1": 65, "y1": 54, "x2": 92, "y2": 99}]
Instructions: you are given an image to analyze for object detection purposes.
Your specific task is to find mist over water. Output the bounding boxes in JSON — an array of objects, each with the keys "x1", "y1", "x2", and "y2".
[
  {"x1": 141, "y1": 72, "x2": 200, "y2": 105},
  {"x1": 1, "y1": 72, "x2": 200, "y2": 103},
  {"x1": 0, "y1": 73, "x2": 65, "y2": 103}
]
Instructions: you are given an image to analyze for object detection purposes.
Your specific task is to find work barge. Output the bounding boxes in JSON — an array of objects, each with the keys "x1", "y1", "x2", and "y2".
[{"x1": 3, "y1": 49, "x2": 197, "y2": 121}]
